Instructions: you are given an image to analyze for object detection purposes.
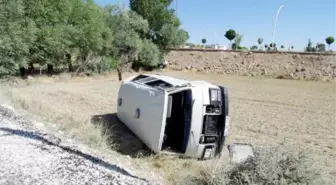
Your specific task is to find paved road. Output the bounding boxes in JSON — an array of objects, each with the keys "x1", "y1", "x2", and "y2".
[{"x1": 0, "y1": 105, "x2": 153, "y2": 185}]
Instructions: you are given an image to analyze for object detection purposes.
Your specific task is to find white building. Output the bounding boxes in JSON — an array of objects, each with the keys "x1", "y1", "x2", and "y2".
[{"x1": 205, "y1": 44, "x2": 228, "y2": 50}]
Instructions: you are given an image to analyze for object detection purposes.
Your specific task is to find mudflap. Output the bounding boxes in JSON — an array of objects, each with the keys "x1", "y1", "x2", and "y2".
[{"x1": 216, "y1": 86, "x2": 229, "y2": 157}]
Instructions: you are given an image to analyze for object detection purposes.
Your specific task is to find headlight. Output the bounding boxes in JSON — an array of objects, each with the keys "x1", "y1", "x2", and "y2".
[{"x1": 209, "y1": 88, "x2": 221, "y2": 103}]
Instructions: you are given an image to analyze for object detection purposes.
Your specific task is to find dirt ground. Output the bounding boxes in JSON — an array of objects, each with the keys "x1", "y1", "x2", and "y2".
[
  {"x1": 2, "y1": 70, "x2": 335, "y2": 184},
  {"x1": 166, "y1": 51, "x2": 336, "y2": 81}
]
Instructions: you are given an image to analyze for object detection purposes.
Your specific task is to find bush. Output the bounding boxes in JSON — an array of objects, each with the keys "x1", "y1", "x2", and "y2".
[
  {"x1": 133, "y1": 39, "x2": 161, "y2": 70},
  {"x1": 237, "y1": 46, "x2": 248, "y2": 50},
  {"x1": 77, "y1": 56, "x2": 119, "y2": 75},
  {"x1": 0, "y1": 59, "x2": 17, "y2": 77},
  {"x1": 250, "y1": 45, "x2": 258, "y2": 50},
  {"x1": 179, "y1": 147, "x2": 324, "y2": 185}
]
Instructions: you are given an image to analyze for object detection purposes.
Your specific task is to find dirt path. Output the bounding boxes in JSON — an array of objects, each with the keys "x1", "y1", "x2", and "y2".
[{"x1": 0, "y1": 105, "x2": 154, "y2": 185}]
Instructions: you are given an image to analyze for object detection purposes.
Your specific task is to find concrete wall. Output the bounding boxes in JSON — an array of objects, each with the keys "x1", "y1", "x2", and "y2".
[{"x1": 165, "y1": 50, "x2": 336, "y2": 81}]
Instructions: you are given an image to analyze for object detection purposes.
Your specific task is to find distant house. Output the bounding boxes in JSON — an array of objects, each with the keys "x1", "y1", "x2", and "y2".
[
  {"x1": 204, "y1": 44, "x2": 228, "y2": 50},
  {"x1": 216, "y1": 45, "x2": 228, "y2": 50}
]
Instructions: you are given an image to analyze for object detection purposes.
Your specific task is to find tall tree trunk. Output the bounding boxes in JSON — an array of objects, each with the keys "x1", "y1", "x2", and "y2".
[
  {"x1": 117, "y1": 67, "x2": 122, "y2": 81},
  {"x1": 47, "y1": 64, "x2": 53, "y2": 75},
  {"x1": 19, "y1": 66, "x2": 26, "y2": 78},
  {"x1": 28, "y1": 62, "x2": 34, "y2": 74},
  {"x1": 68, "y1": 61, "x2": 74, "y2": 72},
  {"x1": 66, "y1": 53, "x2": 73, "y2": 72}
]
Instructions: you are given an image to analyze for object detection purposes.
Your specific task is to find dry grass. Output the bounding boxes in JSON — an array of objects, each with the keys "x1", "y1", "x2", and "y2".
[
  {"x1": 179, "y1": 146, "x2": 325, "y2": 185},
  {"x1": 1, "y1": 70, "x2": 335, "y2": 184}
]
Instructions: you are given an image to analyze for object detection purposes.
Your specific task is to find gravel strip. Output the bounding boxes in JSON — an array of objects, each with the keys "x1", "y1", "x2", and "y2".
[{"x1": 0, "y1": 105, "x2": 155, "y2": 185}]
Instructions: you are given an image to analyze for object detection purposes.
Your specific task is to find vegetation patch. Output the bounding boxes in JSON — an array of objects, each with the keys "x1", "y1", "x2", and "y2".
[
  {"x1": 0, "y1": 0, "x2": 188, "y2": 80},
  {"x1": 174, "y1": 147, "x2": 324, "y2": 185}
]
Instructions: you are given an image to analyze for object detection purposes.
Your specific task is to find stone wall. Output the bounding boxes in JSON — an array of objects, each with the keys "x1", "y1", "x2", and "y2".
[{"x1": 165, "y1": 51, "x2": 336, "y2": 80}]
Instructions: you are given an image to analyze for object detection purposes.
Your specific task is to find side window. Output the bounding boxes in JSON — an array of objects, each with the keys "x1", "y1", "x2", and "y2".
[
  {"x1": 132, "y1": 75, "x2": 149, "y2": 82},
  {"x1": 145, "y1": 80, "x2": 173, "y2": 89}
]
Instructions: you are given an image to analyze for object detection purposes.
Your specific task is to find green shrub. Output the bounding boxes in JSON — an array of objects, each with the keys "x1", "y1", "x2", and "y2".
[
  {"x1": 80, "y1": 56, "x2": 119, "y2": 75},
  {"x1": 237, "y1": 46, "x2": 248, "y2": 50},
  {"x1": 0, "y1": 59, "x2": 17, "y2": 77},
  {"x1": 136, "y1": 39, "x2": 162, "y2": 69}
]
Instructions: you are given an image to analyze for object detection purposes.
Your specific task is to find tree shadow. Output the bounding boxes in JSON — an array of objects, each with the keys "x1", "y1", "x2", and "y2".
[
  {"x1": 18, "y1": 65, "x2": 73, "y2": 77},
  {"x1": 17, "y1": 65, "x2": 89, "y2": 79},
  {"x1": 0, "y1": 127, "x2": 149, "y2": 183},
  {"x1": 91, "y1": 113, "x2": 153, "y2": 158}
]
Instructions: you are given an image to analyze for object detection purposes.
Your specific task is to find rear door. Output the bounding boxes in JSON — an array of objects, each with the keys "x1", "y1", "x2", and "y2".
[{"x1": 117, "y1": 82, "x2": 168, "y2": 153}]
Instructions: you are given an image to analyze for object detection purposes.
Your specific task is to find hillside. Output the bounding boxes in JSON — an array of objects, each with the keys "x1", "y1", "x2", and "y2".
[{"x1": 166, "y1": 50, "x2": 336, "y2": 81}]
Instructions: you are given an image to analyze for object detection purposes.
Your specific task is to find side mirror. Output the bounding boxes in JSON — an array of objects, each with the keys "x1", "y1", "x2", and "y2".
[{"x1": 167, "y1": 96, "x2": 172, "y2": 118}]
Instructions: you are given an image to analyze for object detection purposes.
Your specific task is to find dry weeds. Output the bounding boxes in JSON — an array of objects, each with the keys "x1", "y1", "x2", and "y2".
[
  {"x1": 178, "y1": 146, "x2": 325, "y2": 185},
  {"x1": 1, "y1": 71, "x2": 335, "y2": 185}
]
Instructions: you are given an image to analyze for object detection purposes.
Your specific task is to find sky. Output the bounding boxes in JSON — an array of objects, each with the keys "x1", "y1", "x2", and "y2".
[{"x1": 96, "y1": 0, "x2": 336, "y2": 51}]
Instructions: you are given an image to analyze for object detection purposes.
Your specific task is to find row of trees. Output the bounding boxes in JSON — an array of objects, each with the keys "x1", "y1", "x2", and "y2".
[
  {"x1": 304, "y1": 39, "x2": 328, "y2": 52},
  {"x1": 251, "y1": 42, "x2": 293, "y2": 51},
  {"x1": 198, "y1": 29, "x2": 247, "y2": 50},
  {"x1": 0, "y1": 0, "x2": 189, "y2": 78},
  {"x1": 200, "y1": 29, "x2": 334, "y2": 52}
]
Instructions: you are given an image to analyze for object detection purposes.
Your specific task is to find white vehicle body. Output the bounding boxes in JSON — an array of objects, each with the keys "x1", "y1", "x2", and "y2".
[{"x1": 116, "y1": 74, "x2": 230, "y2": 159}]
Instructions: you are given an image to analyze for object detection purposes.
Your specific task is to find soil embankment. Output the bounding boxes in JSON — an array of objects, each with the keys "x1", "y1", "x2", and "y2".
[{"x1": 166, "y1": 50, "x2": 336, "y2": 80}]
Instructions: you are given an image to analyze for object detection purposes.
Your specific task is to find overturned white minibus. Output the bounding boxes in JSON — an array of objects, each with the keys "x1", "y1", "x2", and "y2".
[{"x1": 116, "y1": 74, "x2": 230, "y2": 159}]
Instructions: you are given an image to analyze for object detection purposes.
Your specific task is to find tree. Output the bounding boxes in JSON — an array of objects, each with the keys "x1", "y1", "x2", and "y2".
[
  {"x1": 106, "y1": 6, "x2": 150, "y2": 80},
  {"x1": 291, "y1": 46, "x2": 294, "y2": 50},
  {"x1": 225, "y1": 29, "x2": 236, "y2": 48},
  {"x1": 186, "y1": 43, "x2": 195, "y2": 48},
  {"x1": 233, "y1": 33, "x2": 243, "y2": 50},
  {"x1": 0, "y1": 0, "x2": 37, "y2": 77},
  {"x1": 316, "y1": 43, "x2": 326, "y2": 52},
  {"x1": 281, "y1": 45, "x2": 284, "y2": 50},
  {"x1": 257, "y1": 38, "x2": 263, "y2": 49},
  {"x1": 68, "y1": 0, "x2": 113, "y2": 74},
  {"x1": 0, "y1": 0, "x2": 188, "y2": 78},
  {"x1": 264, "y1": 44, "x2": 268, "y2": 49},
  {"x1": 325, "y1": 36, "x2": 334, "y2": 50},
  {"x1": 305, "y1": 39, "x2": 313, "y2": 52},
  {"x1": 269, "y1": 43, "x2": 277, "y2": 51},
  {"x1": 137, "y1": 39, "x2": 160, "y2": 67},
  {"x1": 130, "y1": 0, "x2": 188, "y2": 53},
  {"x1": 202, "y1": 38, "x2": 207, "y2": 44},
  {"x1": 21, "y1": 0, "x2": 113, "y2": 75},
  {"x1": 269, "y1": 43, "x2": 276, "y2": 48},
  {"x1": 250, "y1": 45, "x2": 258, "y2": 50}
]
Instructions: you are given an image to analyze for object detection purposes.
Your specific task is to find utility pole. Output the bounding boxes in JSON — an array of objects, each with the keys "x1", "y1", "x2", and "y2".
[
  {"x1": 175, "y1": 0, "x2": 178, "y2": 17},
  {"x1": 272, "y1": 5, "x2": 284, "y2": 48}
]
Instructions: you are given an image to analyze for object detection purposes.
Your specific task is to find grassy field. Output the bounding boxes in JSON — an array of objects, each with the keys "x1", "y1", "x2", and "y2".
[{"x1": 2, "y1": 70, "x2": 335, "y2": 184}]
